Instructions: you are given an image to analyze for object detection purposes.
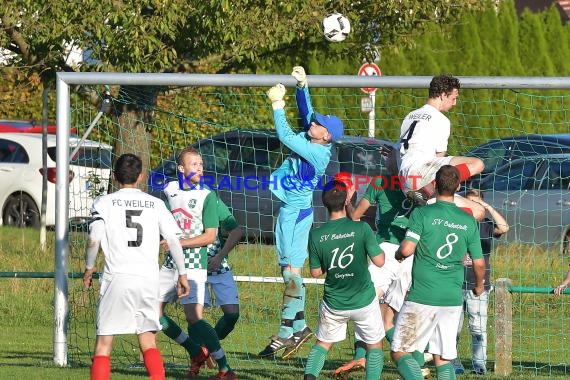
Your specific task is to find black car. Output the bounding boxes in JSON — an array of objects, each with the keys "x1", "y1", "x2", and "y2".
[
  {"x1": 150, "y1": 129, "x2": 393, "y2": 241},
  {"x1": 465, "y1": 133, "x2": 570, "y2": 183}
]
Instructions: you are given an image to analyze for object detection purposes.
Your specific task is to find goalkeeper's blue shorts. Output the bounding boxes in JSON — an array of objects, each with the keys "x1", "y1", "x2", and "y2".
[{"x1": 275, "y1": 204, "x2": 313, "y2": 268}]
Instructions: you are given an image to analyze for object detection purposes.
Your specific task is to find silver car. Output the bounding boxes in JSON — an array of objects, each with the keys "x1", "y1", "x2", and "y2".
[{"x1": 470, "y1": 154, "x2": 570, "y2": 253}]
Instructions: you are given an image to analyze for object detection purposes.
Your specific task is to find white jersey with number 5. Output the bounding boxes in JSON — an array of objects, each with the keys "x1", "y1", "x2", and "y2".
[{"x1": 91, "y1": 188, "x2": 182, "y2": 278}]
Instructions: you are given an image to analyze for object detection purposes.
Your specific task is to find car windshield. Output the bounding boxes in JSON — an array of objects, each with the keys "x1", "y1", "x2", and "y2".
[
  {"x1": 49, "y1": 147, "x2": 112, "y2": 169},
  {"x1": 337, "y1": 144, "x2": 386, "y2": 176}
]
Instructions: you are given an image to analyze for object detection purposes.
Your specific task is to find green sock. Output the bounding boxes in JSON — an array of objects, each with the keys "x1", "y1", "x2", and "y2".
[
  {"x1": 365, "y1": 348, "x2": 384, "y2": 380},
  {"x1": 396, "y1": 354, "x2": 424, "y2": 380},
  {"x1": 215, "y1": 313, "x2": 239, "y2": 340},
  {"x1": 412, "y1": 349, "x2": 425, "y2": 367},
  {"x1": 436, "y1": 362, "x2": 456, "y2": 380},
  {"x1": 354, "y1": 340, "x2": 367, "y2": 360},
  {"x1": 304, "y1": 344, "x2": 328, "y2": 378},
  {"x1": 385, "y1": 327, "x2": 395, "y2": 343},
  {"x1": 189, "y1": 320, "x2": 232, "y2": 372},
  {"x1": 160, "y1": 315, "x2": 199, "y2": 355}
]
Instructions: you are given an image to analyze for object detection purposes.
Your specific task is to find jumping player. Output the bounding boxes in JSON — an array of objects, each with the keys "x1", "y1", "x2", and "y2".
[{"x1": 259, "y1": 66, "x2": 344, "y2": 359}]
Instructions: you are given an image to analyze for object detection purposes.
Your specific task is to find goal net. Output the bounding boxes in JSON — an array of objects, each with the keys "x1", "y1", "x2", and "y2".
[{"x1": 58, "y1": 73, "x2": 570, "y2": 377}]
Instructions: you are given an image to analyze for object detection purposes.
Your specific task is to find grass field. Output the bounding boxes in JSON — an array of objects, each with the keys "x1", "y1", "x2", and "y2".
[{"x1": 0, "y1": 226, "x2": 568, "y2": 379}]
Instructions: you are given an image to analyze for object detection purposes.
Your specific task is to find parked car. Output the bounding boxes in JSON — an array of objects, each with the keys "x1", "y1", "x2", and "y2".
[
  {"x1": 0, "y1": 133, "x2": 112, "y2": 228},
  {"x1": 464, "y1": 133, "x2": 570, "y2": 183},
  {"x1": 0, "y1": 119, "x2": 77, "y2": 134},
  {"x1": 150, "y1": 129, "x2": 394, "y2": 241},
  {"x1": 467, "y1": 154, "x2": 570, "y2": 253}
]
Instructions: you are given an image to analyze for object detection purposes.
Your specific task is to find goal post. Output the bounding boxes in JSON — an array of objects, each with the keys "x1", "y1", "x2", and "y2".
[{"x1": 55, "y1": 72, "x2": 570, "y2": 374}]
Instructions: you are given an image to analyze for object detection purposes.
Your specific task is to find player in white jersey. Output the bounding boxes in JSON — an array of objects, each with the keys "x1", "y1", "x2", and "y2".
[
  {"x1": 83, "y1": 153, "x2": 189, "y2": 380},
  {"x1": 163, "y1": 147, "x2": 236, "y2": 380},
  {"x1": 397, "y1": 75, "x2": 485, "y2": 211}
]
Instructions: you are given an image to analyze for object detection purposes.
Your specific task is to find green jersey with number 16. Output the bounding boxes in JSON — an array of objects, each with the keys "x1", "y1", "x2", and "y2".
[
  {"x1": 404, "y1": 200, "x2": 482, "y2": 306},
  {"x1": 309, "y1": 217, "x2": 382, "y2": 311}
]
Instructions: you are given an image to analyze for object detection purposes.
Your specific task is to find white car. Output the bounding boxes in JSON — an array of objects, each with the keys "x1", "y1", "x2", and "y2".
[{"x1": 0, "y1": 133, "x2": 112, "y2": 227}]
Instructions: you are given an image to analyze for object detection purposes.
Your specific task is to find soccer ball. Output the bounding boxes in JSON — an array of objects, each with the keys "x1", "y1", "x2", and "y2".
[{"x1": 321, "y1": 13, "x2": 351, "y2": 42}]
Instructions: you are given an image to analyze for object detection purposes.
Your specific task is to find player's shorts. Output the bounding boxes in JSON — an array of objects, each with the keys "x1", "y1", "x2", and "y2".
[
  {"x1": 205, "y1": 270, "x2": 239, "y2": 307},
  {"x1": 384, "y1": 251, "x2": 413, "y2": 312},
  {"x1": 369, "y1": 242, "x2": 400, "y2": 294},
  {"x1": 391, "y1": 301, "x2": 462, "y2": 360},
  {"x1": 158, "y1": 265, "x2": 179, "y2": 304},
  {"x1": 96, "y1": 273, "x2": 161, "y2": 335},
  {"x1": 275, "y1": 204, "x2": 313, "y2": 268},
  {"x1": 316, "y1": 298, "x2": 384, "y2": 344},
  {"x1": 179, "y1": 268, "x2": 207, "y2": 306},
  {"x1": 400, "y1": 156, "x2": 454, "y2": 191}
]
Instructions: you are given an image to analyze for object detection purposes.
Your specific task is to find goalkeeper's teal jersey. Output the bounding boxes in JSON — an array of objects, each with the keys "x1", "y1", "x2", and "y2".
[
  {"x1": 309, "y1": 217, "x2": 382, "y2": 311},
  {"x1": 270, "y1": 86, "x2": 332, "y2": 209},
  {"x1": 404, "y1": 200, "x2": 483, "y2": 306},
  {"x1": 362, "y1": 176, "x2": 415, "y2": 244}
]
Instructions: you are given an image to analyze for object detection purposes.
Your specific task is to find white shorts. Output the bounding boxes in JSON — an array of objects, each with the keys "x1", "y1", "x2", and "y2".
[
  {"x1": 400, "y1": 156, "x2": 454, "y2": 191},
  {"x1": 179, "y1": 268, "x2": 208, "y2": 306},
  {"x1": 96, "y1": 273, "x2": 161, "y2": 335},
  {"x1": 368, "y1": 242, "x2": 412, "y2": 312},
  {"x1": 205, "y1": 271, "x2": 239, "y2": 307},
  {"x1": 158, "y1": 265, "x2": 179, "y2": 304},
  {"x1": 391, "y1": 301, "x2": 462, "y2": 360},
  {"x1": 316, "y1": 298, "x2": 384, "y2": 345}
]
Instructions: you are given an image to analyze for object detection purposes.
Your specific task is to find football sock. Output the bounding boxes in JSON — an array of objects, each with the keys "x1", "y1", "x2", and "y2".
[
  {"x1": 189, "y1": 320, "x2": 232, "y2": 372},
  {"x1": 278, "y1": 270, "x2": 297, "y2": 338},
  {"x1": 304, "y1": 344, "x2": 328, "y2": 378},
  {"x1": 215, "y1": 312, "x2": 239, "y2": 340},
  {"x1": 292, "y1": 279, "x2": 307, "y2": 333},
  {"x1": 159, "y1": 315, "x2": 199, "y2": 355},
  {"x1": 413, "y1": 349, "x2": 426, "y2": 367},
  {"x1": 142, "y1": 348, "x2": 165, "y2": 380},
  {"x1": 365, "y1": 348, "x2": 384, "y2": 380},
  {"x1": 91, "y1": 355, "x2": 111, "y2": 380},
  {"x1": 435, "y1": 362, "x2": 456, "y2": 380},
  {"x1": 353, "y1": 340, "x2": 367, "y2": 360},
  {"x1": 396, "y1": 354, "x2": 424, "y2": 380},
  {"x1": 455, "y1": 163, "x2": 472, "y2": 182},
  {"x1": 385, "y1": 327, "x2": 395, "y2": 343}
]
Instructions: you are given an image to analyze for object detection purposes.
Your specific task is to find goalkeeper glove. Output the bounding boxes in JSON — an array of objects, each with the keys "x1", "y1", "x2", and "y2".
[
  {"x1": 291, "y1": 66, "x2": 307, "y2": 88},
  {"x1": 267, "y1": 83, "x2": 286, "y2": 110}
]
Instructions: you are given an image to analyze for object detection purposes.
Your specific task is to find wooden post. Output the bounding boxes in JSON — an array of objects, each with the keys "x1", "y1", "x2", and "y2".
[{"x1": 494, "y1": 278, "x2": 513, "y2": 376}]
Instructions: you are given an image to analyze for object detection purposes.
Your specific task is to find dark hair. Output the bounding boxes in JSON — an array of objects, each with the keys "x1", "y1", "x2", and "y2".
[
  {"x1": 322, "y1": 180, "x2": 347, "y2": 212},
  {"x1": 114, "y1": 154, "x2": 142, "y2": 185},
  {"x1": 465, "y1": 188, "x2": 484, "y2": 200},
  {"x1": 428, "y1": 75, "x2": 460, "y2": 98},
  {"x1": 435, "y1": 165, "x2": 460, "y2": 196},
  {"x1": 177, "y1": 147, "x2": 201, "y2": 166}
]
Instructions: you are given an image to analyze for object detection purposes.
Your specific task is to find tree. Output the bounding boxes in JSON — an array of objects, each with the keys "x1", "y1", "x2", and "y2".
[{"x1": 1, "y1": 0, "x2": 485, "y2": 182}]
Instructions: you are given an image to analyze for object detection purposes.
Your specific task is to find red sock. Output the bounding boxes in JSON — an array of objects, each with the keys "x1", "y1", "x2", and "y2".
[
  {"x1": 460, "y1": 207, "x2": 473, "y2": 216},
  {"x1": 91, "y1": 355, "x2": 111, "y2": 380},
  {"x1": 143, "y1": 348, "x2": 165, "y2": 380},
  {"x1": 455, "y1": 163, "x2": 472, "y2": 182}
]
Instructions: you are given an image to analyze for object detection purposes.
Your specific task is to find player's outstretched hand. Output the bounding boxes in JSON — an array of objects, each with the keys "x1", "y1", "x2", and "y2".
[
  {"x1": 83, "y1": 268, "x2": 95, "y2": 289},
  {"x1": 378, "y1": 143, "x2": 394, "y2": 157},
  {"x1": 554, "y1": 284, "x2": 567, "y2": 296},
  {"x1": 177, "y1": 274, "x2": 190, "y2": 298},
  {"x1": 291, "y1": 66, "x2": 307, "y2": 87},
  {"x1": 267, "y1": 83, "x2": 286, "y2": 110}
]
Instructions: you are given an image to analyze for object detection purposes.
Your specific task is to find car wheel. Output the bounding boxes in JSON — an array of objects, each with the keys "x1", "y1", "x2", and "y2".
[{"x1": 2, "y1": 193, "x2": 40, "y2": 228}]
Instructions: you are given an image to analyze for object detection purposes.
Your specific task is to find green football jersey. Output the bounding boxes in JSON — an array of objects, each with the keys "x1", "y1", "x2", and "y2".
[
  {"x1": 308, "y1": 217, "x2": 382, "y2": 311},
  {"x1": 404, "y1": 200, "x2": 483, "y2": 306},
  {"x1": 207, "y1": 198, "x2": 239, "y2": 275},
  {"x1": 363, "y1": 176, "x2": 415, "y2": 244}
]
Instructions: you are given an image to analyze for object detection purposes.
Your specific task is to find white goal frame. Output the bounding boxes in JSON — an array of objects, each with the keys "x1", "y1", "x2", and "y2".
[{"x1": 54, "y1": 72, "x2": 570, "y2": 366}]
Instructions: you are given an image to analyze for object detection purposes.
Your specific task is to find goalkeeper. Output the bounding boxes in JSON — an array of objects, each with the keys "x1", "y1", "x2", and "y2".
[{"x1": 259, "y1": 66, "x2": 344, "y2": 359}]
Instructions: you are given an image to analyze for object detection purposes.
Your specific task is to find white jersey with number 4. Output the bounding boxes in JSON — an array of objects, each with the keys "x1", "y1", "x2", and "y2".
[
  {"x1": 398, "y1": 104, "x2": 451, "y2": 174},
  {"x1": 91, "y1": 188, "x2": 182, "y2": 278}
]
